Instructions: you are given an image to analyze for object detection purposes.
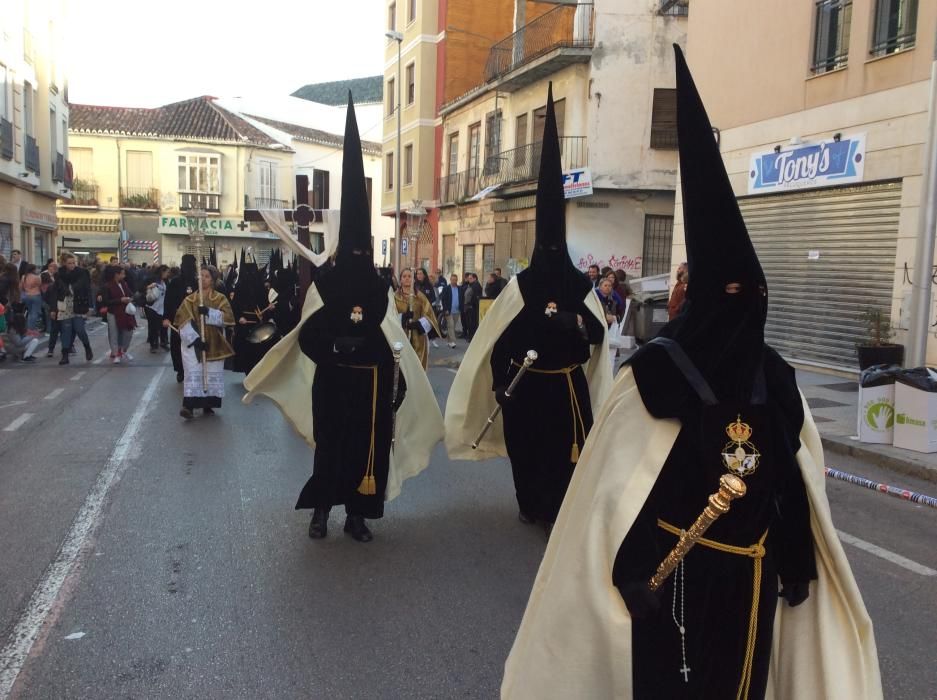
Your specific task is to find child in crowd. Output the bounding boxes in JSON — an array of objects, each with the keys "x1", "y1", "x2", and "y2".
[{"x1": 4, "y1": 313, "x2": 40, "y2": 363}]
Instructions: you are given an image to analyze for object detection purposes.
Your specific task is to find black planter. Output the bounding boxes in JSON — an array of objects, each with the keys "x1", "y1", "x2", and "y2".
[{"x1": 856, "y1": 344, "x2": 904, "y2": 371}]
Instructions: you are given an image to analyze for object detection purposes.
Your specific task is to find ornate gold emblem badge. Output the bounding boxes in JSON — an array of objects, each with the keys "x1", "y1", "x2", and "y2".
[
  {"x1": 350, "y1": 306, "x2": 364, "y2": 323},
  {"x1": 721, "y1": 415, "x2": 760, "y2": 477},
  {"x1": 544, "y1": 301, "x2": 558, "y2": 317}
]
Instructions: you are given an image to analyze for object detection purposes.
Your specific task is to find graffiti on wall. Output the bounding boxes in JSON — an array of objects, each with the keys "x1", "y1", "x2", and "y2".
[{"x1": 576, "y1": 253, "x2": 643, "y2": 273}]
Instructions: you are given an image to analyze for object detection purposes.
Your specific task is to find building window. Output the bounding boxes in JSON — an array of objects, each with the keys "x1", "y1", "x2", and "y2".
[
  {"x1": 257, "y1": 160, "x2": 277, "y2": 205},
  {"x1": 388, "y1": 2, "x2": 396, "y2": 31},
  {"x1": 658, "y1": 0, "x2": 689, "y2": 16},
  {"x1": 49, "y1": 106, "x2": 57, "y2": 156},
  {"x1": 483, "y1": 110, "x2": 502, "y2": 175},
  {"x1": 0, "y1": 64, "x2": 8, "y2": 120},
  {"x1": 178, "y1": 153, "x2": 221, "y2": 211},
  {"x1": 24, "y1": 81, "x2": 34, "y2": 135},
  {"x1": 533, "y1": 99, "x2": 566, "y2": 142},
  {"x1": 642, "y1": 215, "x2": 674, "y2": 278},
  {"x1": 482, "y1": 244, "x2": 495, "y2": 277},
  {"x1": 386, "y1": 152, "x2": 394, "y2": 191},
  {"x1": 387, "y1": 77, "x2": 395, "y2": 116},
  {"x1": 408, "y1": 0, "x2": 416, "y2": 23},
  {"x1": 649, "y1": 89, "x2": 677, "y2": 149},
  {"x1": 312, "y1": 169, "x2": 330, "y2": 209},
  {"x1": 404, "y1": 144, "x2": 413, "y2": 185},
  {"x1": 463, "y1": 244, "x2": 476, "y2": 275},
  {"x1": 406, "y1": 63, "x2": 415, "y2": 105},
  {"x1": 811, "y1": 0, "x2": 852, "y2": 73},
  {"x1": 0, "y1": 223, "x2": 11, "y2": 259},
  {"x1": 71, "y1": 147, "x2": 93, "y2": 180},
  {"x1": 870, "y1": 0, "x2": 918, "y2": 57},
  {"x1": 447, "y1": 133, "x2": 459, "y2": 176}
]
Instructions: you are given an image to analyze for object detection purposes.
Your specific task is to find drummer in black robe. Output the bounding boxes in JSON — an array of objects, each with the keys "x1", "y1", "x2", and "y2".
[
  {"x1": 230, "y1": 254, "x2": 275, "y2": 374},
  {"x1": 611, "y1": 47, "x2": 817, "y2": 699},
  {"x1": 163, "y1": 254, "x2": 198, "y2": 383},
  {"x1": 489, "y1": 87, "x2": 605, "y2": 531},
  {"x1": 295, "y1": 95, "x2": 405, "y2": 544}
]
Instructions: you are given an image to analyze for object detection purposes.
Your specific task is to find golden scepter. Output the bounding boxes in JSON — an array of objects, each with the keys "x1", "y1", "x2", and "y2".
[
  {"x1": 472, "y1": 349, "x2": 538, "y2": 449},
  {"x1": 187, "y1": 209, "x2": 209, "y2": 393},
  {"x1": 390, "y1": 341, "x2": 404, "y2": 451},
  {"x1": 648, "y1": 474, "x2": 747, "y2": 591}
]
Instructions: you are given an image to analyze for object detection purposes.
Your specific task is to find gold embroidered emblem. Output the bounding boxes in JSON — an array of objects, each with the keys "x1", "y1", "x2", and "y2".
[
  {"x1": 544, "y1": 301, "x2": 558, "y2": 317},
  {"x1": 722, "y1": 415, "x2": 760, "y2": 477},
  {"x1": 350, "y1": 306, "x2": 364, "y2": 323}
]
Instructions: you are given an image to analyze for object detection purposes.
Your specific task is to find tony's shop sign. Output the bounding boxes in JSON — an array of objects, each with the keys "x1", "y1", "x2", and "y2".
[{"x1": 748, "y1": 133, "x2": 865, "y2": 194}]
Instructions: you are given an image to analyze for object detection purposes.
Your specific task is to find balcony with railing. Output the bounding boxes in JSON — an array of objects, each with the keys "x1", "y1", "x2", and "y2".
[
  {"x1": 120, "y1": 187, "x2": 160, "y2": 210},
  {"x1": 438, "y1": 136, "x2": 587, "y2": 204},
  {"x1": 250, "y1": 196, "x2": 290, "y2": 210},
  {"x1": 0, "y1": 119, "x2": 12, "y2": 160},
  {"x1": 63, "y1": 179, "x2": 100, "y2": 207},
  {"x1": 179, "y1": 192, "x2": 221, "y2": 212},
  {"x1": 25, "y1": 135, "x2": 40, "y2": 174},
  {"x1": 52, "y1": 153, "x2": 65, "y2": 183},
  {"x1": 658, "y1": 0, "x2": 689, "y2": 16},
  {"x1": 483, "y1": 4, "x2": 594, "y2": 91}
]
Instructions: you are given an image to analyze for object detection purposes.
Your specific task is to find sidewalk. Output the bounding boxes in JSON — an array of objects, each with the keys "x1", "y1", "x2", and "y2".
[{"x1": 797, "y1": 368, "x2": 937, "y2": 484}]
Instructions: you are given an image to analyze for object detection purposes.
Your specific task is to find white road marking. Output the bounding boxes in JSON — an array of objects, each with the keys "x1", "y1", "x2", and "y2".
[
  {"x1": 43, "y1": 388, "x2": 64, "y2": 401},
  {"x1": 837, "y1": 529, "x2": 937, "y2": 577},
  {"x1": 2, "y1": 414, "x2": 33, "y2": 432},
  {"x1": 0, "y1": 401, "x2": 28, "y2": 410},
  {"x1": 69, "y1": 372, "x2": 85, "y2": 382},
  {"x1": 0, "y1": 368, "x2": 165, "y2": 697}
]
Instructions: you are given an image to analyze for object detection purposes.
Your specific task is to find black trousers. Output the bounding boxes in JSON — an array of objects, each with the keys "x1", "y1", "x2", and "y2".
[{"x1": 145, "y1": 307, "x2": 168, "y2": 348}]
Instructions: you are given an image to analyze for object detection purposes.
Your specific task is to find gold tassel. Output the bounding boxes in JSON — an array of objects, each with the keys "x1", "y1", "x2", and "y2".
[
  {"x1": 570, "y1": 443, "x2": 580, "y2": 463},
  {"x1": 357, "y1": 475, "x2": 376, "y2": 496}
]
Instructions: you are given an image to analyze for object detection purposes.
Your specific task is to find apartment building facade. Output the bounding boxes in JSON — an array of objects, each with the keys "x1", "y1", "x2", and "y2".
[
  {"x1": 58, "y1": 97, "x2": 294, "y2": 267},
  {"x1": 0, "y1": 2, "x2": 72, "y2": 264},
  {"x1": 675, "y1": 0, "x2": 936, "y2": 369}
]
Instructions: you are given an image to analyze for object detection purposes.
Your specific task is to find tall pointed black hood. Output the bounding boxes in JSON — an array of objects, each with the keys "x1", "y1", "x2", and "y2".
[
  {"x1": 336, "y1": 92, "x2": 374, "y2": 266},
  {"x1": 519, "y1": 83, "x2": 590, "y2": 308}
]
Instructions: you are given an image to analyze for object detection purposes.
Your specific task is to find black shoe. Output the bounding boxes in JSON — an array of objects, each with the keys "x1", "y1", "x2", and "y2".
[
  {"x1": 19, "y1": 356, "x2": 37, "y2": 363},
  {"x1": 179, "y1": 407, "x2": 193, "y2": 420},
  {"x1": 518, "y1": 510, "x2": 536, "y2": 525},
  {"x1": 150, "y1": 346, "x2": 158, "y2": 354},
  {"x1": 176, "y1": 371, "x2": 184, "y2": 383},
  {"x1": 85, "y1": 346, "x2": 93, "y2": 362},
  {"x1": 69, "y1": 346, "x2": 78, "y2": 355},
  {"x1": 59, "y1": 355, "x2": 69, "y2": 365},
  {"x1": 46, "y1": 351, "x2": 54, "y2": 358},
  {"x1": 203, "y1": 407, "x2": 215, "y2": 416},
  {"x1": 343, "y1": 515, "x2": 373, "y2": 543},
  {"x1": 308, "y1": 508, "x2": 330, "y2": 539}
]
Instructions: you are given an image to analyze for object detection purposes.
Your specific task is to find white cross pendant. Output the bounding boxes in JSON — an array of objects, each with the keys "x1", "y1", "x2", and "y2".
[{"x1": 680, "y1": 664, "x2": 691, "y2": 683}]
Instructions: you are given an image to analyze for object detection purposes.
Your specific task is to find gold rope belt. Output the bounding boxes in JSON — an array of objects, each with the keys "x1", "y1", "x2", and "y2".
[
  {"x1": 337, "y1": 363, "x2": 379, "y2": 495},
  {"x1": 658, "y1": 519, "x2": 768, "y2": 700},
  {"x1": 511, "y1": 361, "x2": 585, "y2": 462}
]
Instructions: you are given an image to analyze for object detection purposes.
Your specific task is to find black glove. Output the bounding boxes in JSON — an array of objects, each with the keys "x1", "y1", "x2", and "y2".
[
  {"x1": 494, "y1": 385, "x2": 515, "y2": 406},
  {"x1": 401, "y1": 310, "x2": 414, "y2": 326},
  {"x1": 334, "y1": 336, "x2": 365, "y2": 354},
  {"x1": 406, "y1": 319, "x2": 425, "y2": 334},
  {"x1": 618, "y1": 581, "x2": 661, "y2": 619},
  {"x1": 549, "y1": 310, "x2": 580, "y2": 331},
  {"x1": 198, "y1": 305, "x2": 209, "y2": 316},
  {"x1": 779, "y1": 581, "x2": 810, "y2": 607}
]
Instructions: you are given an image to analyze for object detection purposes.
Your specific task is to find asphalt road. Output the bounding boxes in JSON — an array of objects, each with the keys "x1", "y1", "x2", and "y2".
[{"x1": 0, "y1": 327, "x2": 935, "y2": 699}]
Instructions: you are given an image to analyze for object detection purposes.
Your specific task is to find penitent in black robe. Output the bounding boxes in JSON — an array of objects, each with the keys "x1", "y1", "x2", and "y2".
[
  {"x1": 490, "y1": 273, "x2": 605, "y2": 524},
  {"x1": 613, "y1": 344, "x2": 817, "y2": 700},
  {"x1": 295, "y1": 270, "x2": 405, "y2": 519}
]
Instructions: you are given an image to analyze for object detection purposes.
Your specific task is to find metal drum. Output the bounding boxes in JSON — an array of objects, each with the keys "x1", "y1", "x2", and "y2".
[{"x1": 247, "y1": 322, "x2": 280, "y2": 345}]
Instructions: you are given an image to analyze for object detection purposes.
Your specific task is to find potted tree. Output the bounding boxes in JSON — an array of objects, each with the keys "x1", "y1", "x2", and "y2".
[{"x1": 856, "y1": 308, "x2": 904, "y2": 370}]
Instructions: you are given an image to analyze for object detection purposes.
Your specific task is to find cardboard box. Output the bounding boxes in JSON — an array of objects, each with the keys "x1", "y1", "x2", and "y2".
[
  {"x1": 894, "y1": 381, "x2": 937, "y2": 453},
  {"x1": 858, "y1": 384, "x2": 896, "y2": 444}
]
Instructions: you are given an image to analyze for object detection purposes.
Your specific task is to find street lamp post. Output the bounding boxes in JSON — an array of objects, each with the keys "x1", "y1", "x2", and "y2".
[{"x1": 385, "y1": 30, "x2": 404, "y2": 275}]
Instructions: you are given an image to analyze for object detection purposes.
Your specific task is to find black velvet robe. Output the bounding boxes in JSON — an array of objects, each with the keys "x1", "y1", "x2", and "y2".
[
  {"x1": 614, "y1": 345, "x2": 816, "y2": 700},
  {"x1": 295, "y1": 270, "x2": 404, "y2": 519},
  {"x1": 490, "y1": 275, "x2": 604, "y2": 524},
  {"x1": 163, "y1": 274, "x2": 196, "y2": 374}
]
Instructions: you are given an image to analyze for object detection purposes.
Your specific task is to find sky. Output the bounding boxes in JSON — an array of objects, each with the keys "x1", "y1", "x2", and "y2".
[{"x1": 67, "y1": 0, "x2": 387, "y2": 108}]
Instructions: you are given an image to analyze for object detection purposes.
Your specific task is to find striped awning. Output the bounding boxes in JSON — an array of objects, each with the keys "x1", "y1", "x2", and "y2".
[{"x1": 57, "y1": 216, "x2": 121, "y2": 233}]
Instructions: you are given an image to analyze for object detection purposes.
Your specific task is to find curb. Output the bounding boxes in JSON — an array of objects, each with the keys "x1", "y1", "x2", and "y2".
[{"x1": 820, "y1": 434, "x2": 937, "y2": 485}]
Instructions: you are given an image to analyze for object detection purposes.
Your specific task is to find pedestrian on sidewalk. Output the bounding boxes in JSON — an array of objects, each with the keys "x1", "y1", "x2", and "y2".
[
  {"x1": 439, "y1": 273, "x2": 462, "y2": 348},
  {"x1": 174, "y1": 265, "x2": 235, "y2": 419},
  {"x1": 462, "y1": 272, "x2": 483, "y2": 341},
  {"x1": 103, "y1": 265, "x2": 136, "y2": 364},
  {"x1": 4, "y1": 313, "x2": 39, "y2": 363},
  {"x1": 54, "y1": 254, "x2": 94, "y2": 365},
  {"x1": 145, "y1": 265, "x2": 169, "y2": 353}
]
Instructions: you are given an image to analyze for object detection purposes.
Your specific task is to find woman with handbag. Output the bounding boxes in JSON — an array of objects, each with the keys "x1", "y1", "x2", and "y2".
[
  {"x1": 103, "y1": 265, "x2": 136, "y2": 364},
  {"x1": 144, "y1": 265, "x2": 169, "y2": 353}
]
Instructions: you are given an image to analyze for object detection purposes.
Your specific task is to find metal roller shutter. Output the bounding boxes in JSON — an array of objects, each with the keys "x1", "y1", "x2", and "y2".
[{"x1": 738, "y1": 181, "x2": 901, "y2": 370}]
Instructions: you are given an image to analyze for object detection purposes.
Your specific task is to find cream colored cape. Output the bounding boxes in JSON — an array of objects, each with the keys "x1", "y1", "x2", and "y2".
[
  {"x1": 501, "y1": 367, "x2": 882, "y2": 700},
  {"x1": 242, "y1": 283, "x2": 444, "y2": 502},
  {"x1": 445, "y1": 277, "x2": 613, "y2": 461}
]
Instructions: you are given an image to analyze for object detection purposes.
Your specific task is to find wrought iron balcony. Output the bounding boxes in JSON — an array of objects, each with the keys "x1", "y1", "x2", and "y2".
[
  {"x1": 120, "y1": 187, "x2": 160, "y2": 210},
  {"x1": 0, "y1": 119, "x2": 12, "y2": 160},
  {"x1": 66, "y1": 179, "x2": 100, "y2": 207},
  {"x1": 658, "y1": 0, "x2": 689, "y2": 16},
  {"x1": 483, "y1": 3, "x2": 594, "y2": 85},
  {"x1": 25, "y1": 135, "x2": 40, "y2": 174},
  {"x1": 179, "y1": 192, "x2": 220, "y2": 212},
  {"x1": 438, "y1": 136, "x2": 587, "y2": 204},
  {"x1": 251, "y1": 196, "x2": 290, "y2": 210},
  {"x1": 52, "y1": 153, "x2": 65, "y2": 182}
]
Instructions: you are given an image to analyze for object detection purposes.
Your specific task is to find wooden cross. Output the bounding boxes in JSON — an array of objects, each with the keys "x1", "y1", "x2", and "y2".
[{"x1": 242, "y1": 174, "x2": 324, "y2": 294}]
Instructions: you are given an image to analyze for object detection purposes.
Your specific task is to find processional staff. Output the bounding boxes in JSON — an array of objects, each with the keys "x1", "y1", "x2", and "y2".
[
  {"x1": 472, "y1": 350, "x2": 538, "y2": 450},
  {"x1": 187, "y1": 209, "x2": 209, "y2": 393}
]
